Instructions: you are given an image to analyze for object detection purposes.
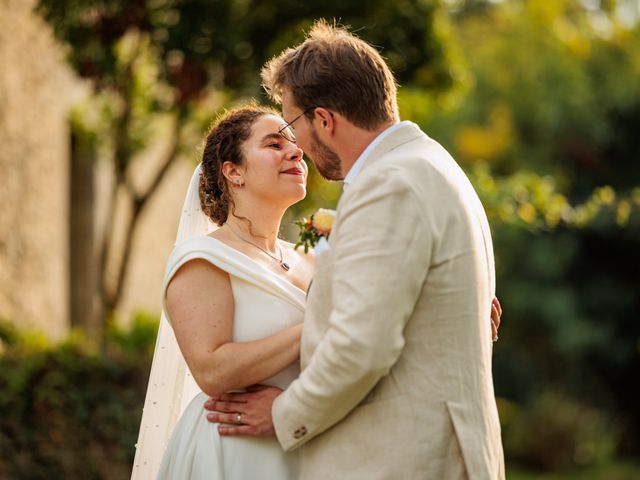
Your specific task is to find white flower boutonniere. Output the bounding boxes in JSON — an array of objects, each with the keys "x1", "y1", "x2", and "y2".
[{"x1": 295, "y1": 208, "x2": 336, "y2": 253}]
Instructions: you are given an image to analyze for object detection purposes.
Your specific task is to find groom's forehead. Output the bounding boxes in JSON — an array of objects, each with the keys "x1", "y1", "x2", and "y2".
[{"x1": 281, "y1": 90, "x2": 297, "y2": 113}]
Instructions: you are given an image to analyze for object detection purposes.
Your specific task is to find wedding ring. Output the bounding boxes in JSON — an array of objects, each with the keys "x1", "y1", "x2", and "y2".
[{"x1": 236, "y1": 413, "x2": 242, "y2": 424}]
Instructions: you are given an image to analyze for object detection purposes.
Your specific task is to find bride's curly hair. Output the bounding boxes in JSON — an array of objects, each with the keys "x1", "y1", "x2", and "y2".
[{"x1": 199, "y1": 104, "x2": 279, "y2": 225}]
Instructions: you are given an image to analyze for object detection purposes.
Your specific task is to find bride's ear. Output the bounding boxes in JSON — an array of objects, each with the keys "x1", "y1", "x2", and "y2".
[{"x1": 221, "y1": 161, "x2": 245, "y2": 188}]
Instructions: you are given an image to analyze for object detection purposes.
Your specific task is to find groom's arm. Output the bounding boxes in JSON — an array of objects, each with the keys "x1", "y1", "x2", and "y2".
[{"x1": 273, "y1": 166, "x2": 432, "y2": 451}]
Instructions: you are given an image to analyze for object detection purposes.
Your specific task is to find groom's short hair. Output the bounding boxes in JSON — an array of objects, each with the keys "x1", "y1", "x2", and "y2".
[{"x1": 261, "y1": 20, "x2": 398, "y2": 131}]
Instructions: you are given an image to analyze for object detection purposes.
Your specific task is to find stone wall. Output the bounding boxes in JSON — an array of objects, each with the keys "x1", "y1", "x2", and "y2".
[
  {"x1": 0, "y1": 0, "x2": 76, "y2": 340},
  {"x1": 0, "y1": 0, "x2": 193, "y2": 339}
]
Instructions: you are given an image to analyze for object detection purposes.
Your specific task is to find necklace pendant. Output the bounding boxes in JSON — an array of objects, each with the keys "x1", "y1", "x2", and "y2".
[{"x1": 281, "y1": 261, "x2": 290, "y2": 271}]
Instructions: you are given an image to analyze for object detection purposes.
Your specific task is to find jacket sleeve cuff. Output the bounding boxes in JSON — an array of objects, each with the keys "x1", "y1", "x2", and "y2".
[{"x1": 272, "y1": 387, "x2": 310, "y2": 452}]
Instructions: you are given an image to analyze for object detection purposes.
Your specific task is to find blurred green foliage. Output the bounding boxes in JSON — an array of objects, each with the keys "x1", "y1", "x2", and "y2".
[
  {"x1": 37, "y1": 0, "x2": 454, "y2": 96},
  {"x1": 0, "y1": 315, "x2": 157, "y2": 479},
  {"x1": 499, "y1": 391, "x2": 618, "y2": 471},
  {"x1": 509, "y1": 461, "x2": 640, "y2": 480}
]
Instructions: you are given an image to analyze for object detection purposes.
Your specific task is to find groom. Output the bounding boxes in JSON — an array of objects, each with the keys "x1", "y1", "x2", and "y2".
[{"x1": 206, "y1": 21, "x2": 504, "y2": 479}]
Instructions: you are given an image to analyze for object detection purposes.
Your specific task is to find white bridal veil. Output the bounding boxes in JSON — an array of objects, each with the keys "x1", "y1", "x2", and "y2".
[{"x1": 131, "y1": 164, "x2": 216, "y2": 479}]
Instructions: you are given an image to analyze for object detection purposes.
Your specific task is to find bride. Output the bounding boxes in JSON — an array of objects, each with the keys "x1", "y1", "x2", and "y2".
[
  {"x1": 133, "y1": 104, "x2": 312, "y2": 479},
  {"x1": 131, "y1": 104, "x2": 502, "y2": 479}
]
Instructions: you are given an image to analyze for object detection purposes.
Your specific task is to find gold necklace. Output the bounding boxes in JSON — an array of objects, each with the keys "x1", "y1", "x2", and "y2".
[{"x1": 226, "y1": 224, "x2": 290, "y2": 271}]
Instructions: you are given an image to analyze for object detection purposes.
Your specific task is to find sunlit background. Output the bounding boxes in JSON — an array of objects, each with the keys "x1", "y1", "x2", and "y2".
[{"x1": 1, "y1": 0, "x2": 639, "y2": 478}]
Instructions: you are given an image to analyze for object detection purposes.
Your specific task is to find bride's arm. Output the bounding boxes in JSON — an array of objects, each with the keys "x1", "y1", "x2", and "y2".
[{"x1": 166, "y1": 258, "x2": 302, "y2": 398}]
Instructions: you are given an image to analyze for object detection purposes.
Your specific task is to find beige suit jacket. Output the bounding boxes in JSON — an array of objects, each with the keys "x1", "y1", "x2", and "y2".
[{"x1": 273, "y1": 123, "x2": 505, "y2": 479}]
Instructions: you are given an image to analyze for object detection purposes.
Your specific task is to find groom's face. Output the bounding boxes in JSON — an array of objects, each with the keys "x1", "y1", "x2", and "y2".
[{"x1": 281, "y1": 92, "x2": 343, "y2": 181}]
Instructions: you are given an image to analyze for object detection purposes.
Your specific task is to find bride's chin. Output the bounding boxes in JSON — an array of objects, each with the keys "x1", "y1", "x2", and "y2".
[
  {"x1": 283, "y1": 183, "x2": 306, "y2": 196},
  {"x1": 283, "y1": 188, "x2": 307, "y2": 207}
]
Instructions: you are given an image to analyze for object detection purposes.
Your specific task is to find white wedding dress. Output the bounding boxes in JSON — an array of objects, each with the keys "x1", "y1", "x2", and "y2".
[{"x1": 155, "y1": 234, "x2": 305, "y2": 479}]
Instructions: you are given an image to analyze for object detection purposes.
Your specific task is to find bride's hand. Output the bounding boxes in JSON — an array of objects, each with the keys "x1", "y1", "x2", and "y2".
[
  {"x1": 204, "y1": 385, "x2": 283, "y2": 437},
  {"x1": 491, "y1": 297, "x2": 502, "y2": 342}
]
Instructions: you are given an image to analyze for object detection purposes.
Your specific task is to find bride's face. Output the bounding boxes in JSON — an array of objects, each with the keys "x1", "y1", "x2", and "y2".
[{"x1": 237, "y1": 114, "x2": 307, "y2": 206}]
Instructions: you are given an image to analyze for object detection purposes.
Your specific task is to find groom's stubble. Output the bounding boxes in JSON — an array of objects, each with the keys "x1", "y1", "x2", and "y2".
[{"x1": 309, "y1": 126, "x2": 343, "y2": 181}]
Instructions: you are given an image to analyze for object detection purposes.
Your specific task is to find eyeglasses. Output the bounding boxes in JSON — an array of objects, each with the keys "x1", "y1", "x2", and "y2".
[{"x1": 278, "y1": 106, "x2": 317, "y2": 143}]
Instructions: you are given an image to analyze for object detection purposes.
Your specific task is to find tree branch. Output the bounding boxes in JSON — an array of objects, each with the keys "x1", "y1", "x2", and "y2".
[
  {"x1": 106, "y1": 109, "x2": 186, "y2": 313},
  {"x1": 137, "y1": 109, "x2": 186, "y2": 205}
]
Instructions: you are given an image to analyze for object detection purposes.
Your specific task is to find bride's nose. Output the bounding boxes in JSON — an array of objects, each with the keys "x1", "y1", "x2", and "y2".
[{"x1": 287, "y1": 143, "x2": 304, "y2": 161}]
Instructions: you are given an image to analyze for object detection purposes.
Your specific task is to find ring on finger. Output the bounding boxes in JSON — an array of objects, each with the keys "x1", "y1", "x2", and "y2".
[{"x1": 235, "y1": 413, "x2": 242, "y2": 424}]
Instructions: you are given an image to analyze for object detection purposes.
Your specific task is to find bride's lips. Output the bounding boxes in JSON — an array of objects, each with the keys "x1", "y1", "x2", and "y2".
[{"x1": 281, "y1": 167, "x2": 305, "y2": 176}]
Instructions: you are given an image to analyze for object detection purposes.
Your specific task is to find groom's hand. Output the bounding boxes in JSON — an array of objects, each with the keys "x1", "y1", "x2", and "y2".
[{"x1": 204, "y1": 385, "x2": 282, "y2": 437}]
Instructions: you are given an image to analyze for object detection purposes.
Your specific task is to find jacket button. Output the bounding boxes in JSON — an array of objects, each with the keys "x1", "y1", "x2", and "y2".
[{"x1": 293, "y1": 426, "x2": 307, "y2": 439}]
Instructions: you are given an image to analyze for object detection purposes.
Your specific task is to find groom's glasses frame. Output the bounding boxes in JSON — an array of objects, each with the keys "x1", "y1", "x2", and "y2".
[{"x1": 278, "y1": 106, "x2": 317, "y2": 144}]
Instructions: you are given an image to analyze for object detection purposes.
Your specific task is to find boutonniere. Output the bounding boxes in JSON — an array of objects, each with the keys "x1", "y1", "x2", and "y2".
[{"x1": 295, "y1": 208, "x2": 336, "y2": 253}]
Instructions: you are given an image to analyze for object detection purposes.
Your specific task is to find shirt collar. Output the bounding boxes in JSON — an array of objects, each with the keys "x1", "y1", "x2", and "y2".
[{"x1": 343, "y1": 121, "x2": 412, "y2": 186}]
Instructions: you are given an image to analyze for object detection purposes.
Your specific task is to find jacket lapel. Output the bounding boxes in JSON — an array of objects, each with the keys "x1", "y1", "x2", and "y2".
[{"x1": 349, "y1": 122, "x2": 425, "y2": 185}]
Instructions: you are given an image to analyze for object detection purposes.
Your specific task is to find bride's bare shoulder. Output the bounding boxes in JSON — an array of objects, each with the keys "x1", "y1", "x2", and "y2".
[{"x1": 207, "y1": 228, "x2": 227, "y2": 241}]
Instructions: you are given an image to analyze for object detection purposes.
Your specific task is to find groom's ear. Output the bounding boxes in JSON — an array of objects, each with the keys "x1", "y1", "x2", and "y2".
[{"x1": 314, "y1": 107, "x2": 335, "y2": 134}]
